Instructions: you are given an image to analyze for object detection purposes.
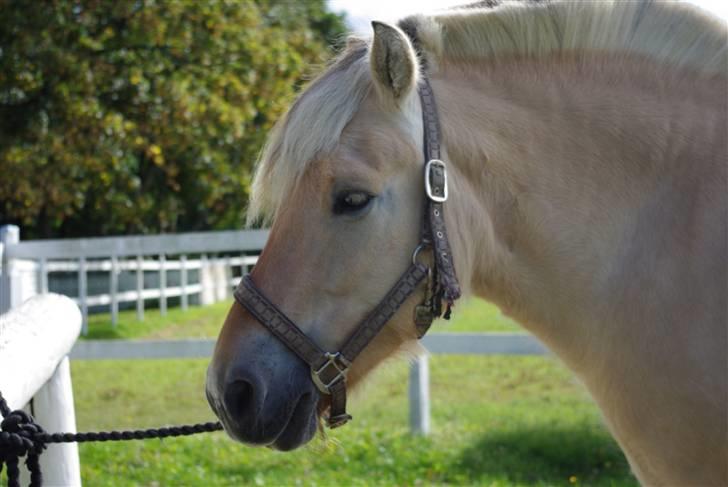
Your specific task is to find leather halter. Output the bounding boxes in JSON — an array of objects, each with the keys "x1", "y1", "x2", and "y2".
[{"x1": 234, "y1": 76, "x2": 461, "y2": 429}]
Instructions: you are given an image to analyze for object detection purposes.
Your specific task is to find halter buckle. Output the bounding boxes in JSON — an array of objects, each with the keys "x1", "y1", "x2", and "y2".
[
  {"x1": 425, "y1": 159, "x2": 448, "y2": 203},
  {"x1": 311, "y1": 352, "x2": 350, "y2": 394}
]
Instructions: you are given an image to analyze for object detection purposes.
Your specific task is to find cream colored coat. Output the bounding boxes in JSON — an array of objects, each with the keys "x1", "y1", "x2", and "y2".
[{"x1": 214, "y1": 2, "x2": 727, "y2": 485}]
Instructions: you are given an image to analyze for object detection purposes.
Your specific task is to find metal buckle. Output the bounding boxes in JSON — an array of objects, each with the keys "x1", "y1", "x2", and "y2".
[
  {"x1": 311, "y1": 352, "x2": 350, "y2": 394},
  {"x1": 425, "y1": 159, "x2": 448, "y2": 203}
]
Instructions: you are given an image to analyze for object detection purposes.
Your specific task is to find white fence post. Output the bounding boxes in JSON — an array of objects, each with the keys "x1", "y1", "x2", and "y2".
[
  {"x1": 0, "y1": 225, "x2": 20, "y2": 313},
  {"x1": 1, "y1": 225, "x2": 20, "y2": 313},
  {"x1": 224, "y1": 256, "x2": 233, "y2": 297},
  {"x1": 159, "y1": 254, "x2": 167, "y2": 316},
  {"x1": 408, "y1": 355, "x2": 431, "y2": 436},
  {"x1": 200, "y1": 254, "x2": 214, "y2": 305},
  {"x1": 1, "y1": 225, "x2": 38, "y2": 315},
  {"x1": 38, "y1": 257, "x2": 49, "y2": 294},
  {"x1": 180, "y1": 255, "x2": 188, "y2": 311},
  {"x1": 0, "y1": 294, "x2": 82, "y2": 487},
  {"x1": 32, "y1": 357, "x2": 82, "y2": 486},
  {"x1": 214, "y1": 258, "x2": 227, "y2": 302},
  {"x1": 136, "y1": 255, "x2": 144, "y2": 321},
  {"x1": 110, "y1": 255, "x2": 119, "y2": 327},
  {"x1": 78, "y1": 257, "x2": 88, "y2": 334}
]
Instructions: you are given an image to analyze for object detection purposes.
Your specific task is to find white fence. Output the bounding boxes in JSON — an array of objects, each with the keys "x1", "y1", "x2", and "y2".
[
  {"x1": 0, "y1": 294, "x2": 82, "y2": 486},
  {"x1": 0, "y1": 225, "x2": 268, "y2": 334},
  {"x1": 70, "y1": 333, "x2": 548, "y2": 435}
]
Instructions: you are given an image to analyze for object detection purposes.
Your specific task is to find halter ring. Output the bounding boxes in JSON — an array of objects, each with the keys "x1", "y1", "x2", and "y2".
[{"x1": 412, "y1": 243, "x2": 429, "y2": 265}]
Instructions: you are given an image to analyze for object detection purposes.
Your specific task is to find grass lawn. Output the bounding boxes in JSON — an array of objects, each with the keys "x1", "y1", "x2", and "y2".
[
  {"x1": 84, "y1": 297, "x2": 519, "y2": 340},
  {"x1": 84, "y1": 300, "x2": 234, "y2": 340},
  {"x1": 68, "y1": 299, "x2": 635, "y2": 486}
]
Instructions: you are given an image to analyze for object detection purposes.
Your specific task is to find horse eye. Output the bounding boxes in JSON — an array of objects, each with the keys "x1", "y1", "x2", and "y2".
[{"x1": 334, "y1": 191, "x2": 373, "y2": 215}]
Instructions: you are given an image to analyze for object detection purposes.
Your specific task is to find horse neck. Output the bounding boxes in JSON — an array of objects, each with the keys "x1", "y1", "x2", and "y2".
[{"x1": 434, "y1": 55, "x2": 726, "y2": 371}]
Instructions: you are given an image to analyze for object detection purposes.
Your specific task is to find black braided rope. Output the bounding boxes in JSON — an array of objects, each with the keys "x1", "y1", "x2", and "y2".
[{"x1": 0, "y1": 389, "x2": 222, "y2": 487}]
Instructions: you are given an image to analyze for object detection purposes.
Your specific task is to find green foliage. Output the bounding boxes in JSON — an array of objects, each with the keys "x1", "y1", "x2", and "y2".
[{"x1": 0, "y1": 0, "x2": 346, "y2": 238}]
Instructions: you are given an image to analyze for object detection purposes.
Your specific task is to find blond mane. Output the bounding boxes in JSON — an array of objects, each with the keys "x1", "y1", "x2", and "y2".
[
  {"x1": 408, "y1": 0, "x2": 726, "y2": 72},
  {"x1": 247, "y1": 0, "x2": 727, "y2": 224}
]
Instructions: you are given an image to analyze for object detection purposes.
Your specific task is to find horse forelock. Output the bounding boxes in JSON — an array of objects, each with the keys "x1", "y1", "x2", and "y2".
[{"x1": 247, "y1": 42, "x2": 372, "y2": 225}]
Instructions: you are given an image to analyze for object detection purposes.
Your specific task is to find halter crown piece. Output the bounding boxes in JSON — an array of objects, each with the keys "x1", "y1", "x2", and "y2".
[{"x1": 234, "y1": 74, "x2": 461, "y2": 428}]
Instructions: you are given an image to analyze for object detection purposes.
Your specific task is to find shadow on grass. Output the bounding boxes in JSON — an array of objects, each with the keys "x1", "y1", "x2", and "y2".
[{"x1": 450, "y1": 425, "x2": 637, "y2": 486}]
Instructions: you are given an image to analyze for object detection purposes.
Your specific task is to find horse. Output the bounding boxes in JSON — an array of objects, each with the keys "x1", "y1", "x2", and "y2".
[{"x1": 206, "y1": 1, "x2": 727, "y2": 484}]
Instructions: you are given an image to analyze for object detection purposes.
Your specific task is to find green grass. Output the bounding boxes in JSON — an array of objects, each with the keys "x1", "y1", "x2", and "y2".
[
  {"x1": 68, "y1": 298, "x2": 635, "y2": 485},
  {"x1": 84, "y1": 297, "x2": 518, "y2": 340},
  {"x1": 84, "y1": 300, "x2": 233, "y2": 340},
  {"x1": 72, "y1": 356, "x2": 634, "y2": 486},
  {"x1": 444, "y1": 298, "x2": 520, "y2": 333}
]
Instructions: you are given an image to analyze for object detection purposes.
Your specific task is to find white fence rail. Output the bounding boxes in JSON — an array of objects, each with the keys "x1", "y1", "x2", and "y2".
[
  {"x1": 0, "y1": 294, "x2": 82, "y2": 486},
  {"x1": 70, "y1": 333, "x2": 548, "y2": 435},
  {"x1": 0, "y1": 225, "x2": 268, "y2": 334}
]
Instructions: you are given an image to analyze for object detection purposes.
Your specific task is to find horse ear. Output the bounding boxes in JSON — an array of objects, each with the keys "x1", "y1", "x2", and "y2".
[{"x1": 370, "y1": 21, "x2": 418, "y2": 103}]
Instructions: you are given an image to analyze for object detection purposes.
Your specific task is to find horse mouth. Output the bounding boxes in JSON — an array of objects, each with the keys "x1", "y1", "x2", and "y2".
[
  {"x1": 205, "y1": 377, "x2": 320, "y2": 450},
  {"x1": 267, "y1": 393, "x2": 320, "y2": 451}
]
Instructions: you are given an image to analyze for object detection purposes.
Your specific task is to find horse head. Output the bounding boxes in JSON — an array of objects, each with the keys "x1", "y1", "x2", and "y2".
[{"x1": 206, "y1": 22, "x2": 463, "y2": 450}]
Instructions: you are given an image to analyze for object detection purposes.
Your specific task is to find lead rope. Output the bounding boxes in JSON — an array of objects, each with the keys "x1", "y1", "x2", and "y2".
[{"x1": 0, "y1": 389, "x2": 222, "y2": 487}]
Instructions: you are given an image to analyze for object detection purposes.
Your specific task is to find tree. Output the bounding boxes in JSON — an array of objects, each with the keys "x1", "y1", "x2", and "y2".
[{"x1": 0, "y1": 0, "x2": 347, "y2": 238}]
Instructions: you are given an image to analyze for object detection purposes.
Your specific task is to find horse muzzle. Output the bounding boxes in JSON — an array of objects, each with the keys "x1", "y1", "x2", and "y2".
[{"x1": 206, "y1": 327, "x2": 321, "y2": 451}]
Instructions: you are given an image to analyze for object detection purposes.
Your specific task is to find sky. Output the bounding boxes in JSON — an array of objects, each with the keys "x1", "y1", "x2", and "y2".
[{"x1": 328, "y1": 0, "x2": 728, "y2": 35}]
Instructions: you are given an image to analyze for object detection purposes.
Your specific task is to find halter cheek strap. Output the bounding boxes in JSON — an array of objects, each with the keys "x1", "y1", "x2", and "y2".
[
  {"x1": 235, "y1": 263, "x2": 429, "y2": 427},
  {"x1": 420, "y1": 77, "x2": 461, "y2": 314},
  {"x1": 233, "y1": 76, "x2": 460, "y2": 429}
]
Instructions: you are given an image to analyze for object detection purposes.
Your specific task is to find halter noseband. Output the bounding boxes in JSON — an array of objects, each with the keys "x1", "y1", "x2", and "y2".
[{"x1": 233, "y1": 76, "x2": 461, "y2": 429}]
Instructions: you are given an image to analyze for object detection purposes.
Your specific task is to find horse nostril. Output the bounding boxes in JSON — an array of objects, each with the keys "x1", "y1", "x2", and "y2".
[{"x1": 223, "y1": 379, "x2": 257, "y2": 421}]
